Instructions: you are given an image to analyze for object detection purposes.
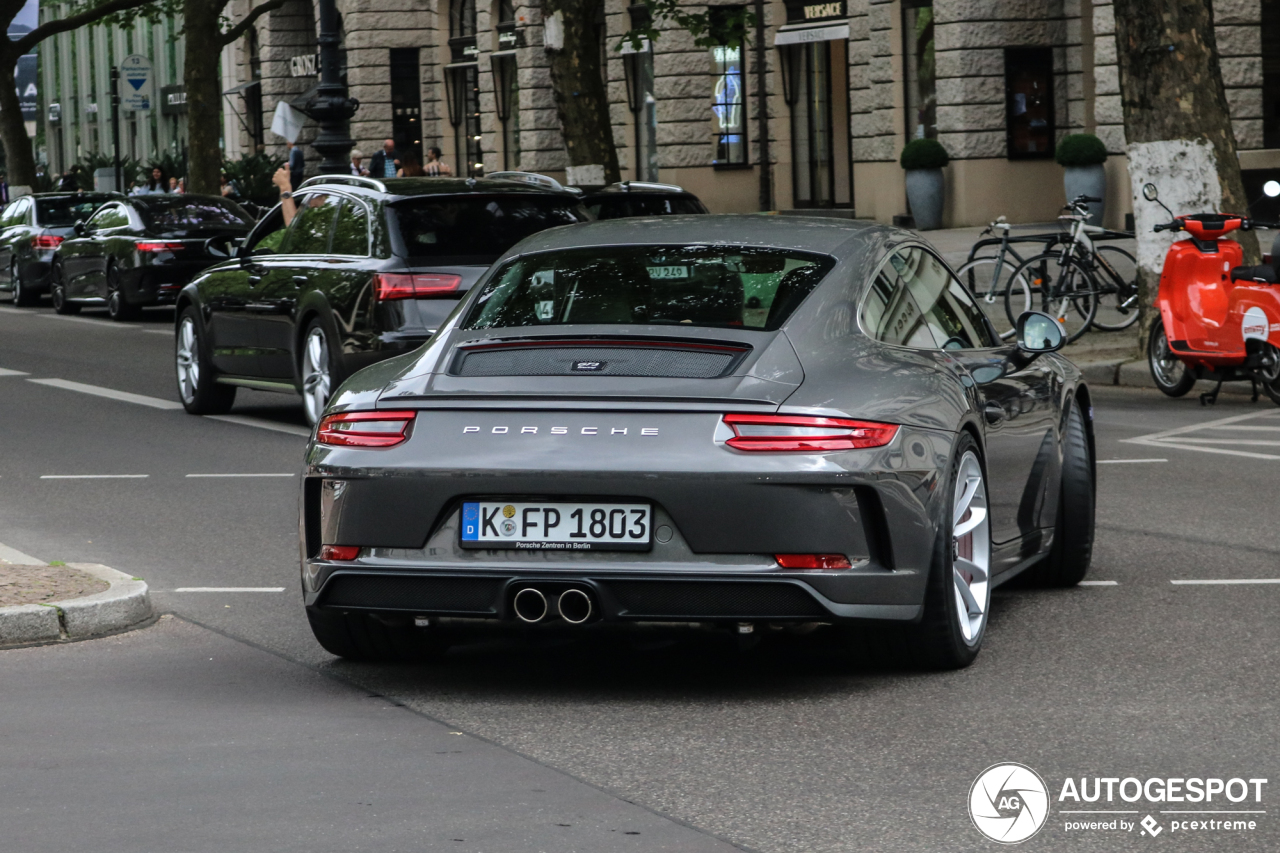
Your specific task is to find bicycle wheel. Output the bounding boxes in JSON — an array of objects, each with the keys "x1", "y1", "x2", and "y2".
[
  {"x1": 1005, "y1": 253, "x2": 1099, "y2": 343},
  {"x1": 1089, "y1": 245, "x2": 1140, "y2": 331},
  {"x1": 954, "y1": 255, "x2": 1025, "y2": 340}
]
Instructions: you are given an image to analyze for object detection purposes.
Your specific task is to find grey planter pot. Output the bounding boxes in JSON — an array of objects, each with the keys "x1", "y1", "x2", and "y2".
[
  {"x1": 1063, "y1": 164, "x2": 1107, "y2": 226},
  {"x1": 905, "y1": 168, "x2": 945, "y2": 230}
]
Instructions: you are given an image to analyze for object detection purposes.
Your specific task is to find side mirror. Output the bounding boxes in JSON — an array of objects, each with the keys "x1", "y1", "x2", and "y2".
[
  {"x1": 1016, "y1": 311, "x2": 1066, "y2": 354},
  {"x1": 73, "y1": 220, "x2": 86, "y2": 237},
  {"x1": 1265, "y1": 180, "x2": 1280, "y2": 199},
  {"x1": 1142, "y1": 183, "x2": 1160, "y2": 202}
]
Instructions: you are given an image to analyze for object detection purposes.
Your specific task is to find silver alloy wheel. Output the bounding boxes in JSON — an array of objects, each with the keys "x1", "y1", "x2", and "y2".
[
  {"x1": 1149, "y1": 326, "x2": 1185, "y2": 389},
  {"x1": 10, "y1": 261, "x2": 20, "y2": 303},
  {"x1": 301, "y1": 326, "x2": 332, "y2": 425},
  {"x1": 176, "y1": 316, "x2": 200, "y2": 404},
  {"x1": 951, "y1": 450, "x2": 991, "y2": 646}
]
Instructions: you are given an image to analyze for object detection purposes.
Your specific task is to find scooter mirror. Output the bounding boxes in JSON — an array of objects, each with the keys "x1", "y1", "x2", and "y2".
[
  {"x1": 1142, "y1": 183, "x2": 1160, "y2": 202},
  {"x1": 1265, "y1": 180, "x2": 1280, "y2": 198},
  {"x1": 1016, "y1": 311, "x2": 1065, "y2": 354}
]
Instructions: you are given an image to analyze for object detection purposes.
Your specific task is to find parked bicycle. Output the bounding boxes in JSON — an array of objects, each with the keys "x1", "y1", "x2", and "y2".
[
  {"x1": 1003, "y1": 196, "x2": 1139, "y2": 342},
  {"x1": 954, "y1": 216, "x2": 1059, "y2": 340}
]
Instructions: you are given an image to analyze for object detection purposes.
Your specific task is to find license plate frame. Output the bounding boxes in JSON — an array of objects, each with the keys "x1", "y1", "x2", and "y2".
[{"x1": 459, "y1": 501, "x2": 653, "y2": 551}]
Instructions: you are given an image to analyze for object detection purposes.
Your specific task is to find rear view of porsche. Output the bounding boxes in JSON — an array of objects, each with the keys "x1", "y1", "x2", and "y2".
[{"x1": 300, "y1": 216, "x2": 1096, "y2": 669}]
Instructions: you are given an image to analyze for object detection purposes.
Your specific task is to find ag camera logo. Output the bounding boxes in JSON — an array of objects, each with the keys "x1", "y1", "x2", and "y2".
[{"x1": 969, "y1": 763, "x2": 1050, "y2": 844}]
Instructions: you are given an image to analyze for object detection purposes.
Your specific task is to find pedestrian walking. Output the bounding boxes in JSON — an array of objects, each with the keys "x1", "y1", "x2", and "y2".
[
  {"x1": 397, "y1": 153, "x2": 425, "y2": 177},
  {"x1": 349, "y1": 150, "x2": 369, "y2": 176},
  {"x1": 423, "y1": 147, "x2": 453, "y2": 176},
  {"x1": 368, "y1": 139, "x2": 399, "y2": 180}
]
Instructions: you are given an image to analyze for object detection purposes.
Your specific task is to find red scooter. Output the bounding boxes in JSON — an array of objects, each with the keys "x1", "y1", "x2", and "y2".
[{"x1": 1144, "y1": 181, "x2": 1280, "y2": 405}]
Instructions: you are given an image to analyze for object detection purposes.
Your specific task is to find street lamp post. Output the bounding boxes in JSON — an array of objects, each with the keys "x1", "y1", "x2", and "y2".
[{"x1": 300, "y1": 0, "x2": 359, "y2": 175}]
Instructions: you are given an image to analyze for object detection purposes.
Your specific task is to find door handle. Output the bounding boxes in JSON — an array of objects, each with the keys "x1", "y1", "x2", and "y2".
[
  {"x1": 247, "y1": 275, "x2": 262, "y2": 286},
  {"x1": 984, "y1": 402, "x2": 1005, "y2": 424},
  {"x1": 292, "y1": 275, "x2": 308, "y2": 287}
]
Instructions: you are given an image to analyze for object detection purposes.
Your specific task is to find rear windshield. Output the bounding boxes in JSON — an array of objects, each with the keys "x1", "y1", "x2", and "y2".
[
  {"x1": 463, "y1": 245, "x2": 834, "y2": 331},
  {"x1": 36, "y1": 196, "x2": 116, "y2": 227},
  {"x1": 587, "y1": 196, "x2": 706, "y2": 220},
  {"x1": 390, "y1": 195, "x2": 587, "y2": 263},
  {"x1": 135, "y1": 197, "x2": 253, "y2": 233}
]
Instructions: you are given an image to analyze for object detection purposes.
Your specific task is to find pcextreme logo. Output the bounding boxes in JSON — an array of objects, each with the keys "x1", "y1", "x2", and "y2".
[{"x1": 969, "y1": 764, "x2": 1269, "y2": 843}]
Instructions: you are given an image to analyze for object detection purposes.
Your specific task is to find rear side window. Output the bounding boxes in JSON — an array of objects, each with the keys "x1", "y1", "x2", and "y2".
[
  {"x1": 134, "y1": 197, "x2": 253, "y2": 232},
  {"x1": 861, "y1": 247, "x2": 996, "y2": 349},
  {"x1": 35, "y1": 196, "x2": 114, "y2": 227},
  {"x1": 329, "y1": 199, "x2": 370, "y2": 256},
  {"x1": 283, "y1": 193, "x2": 341, "y2": 254},
  {"x1": 587, "y1": 196, "x2": 706, "y2": 220},
  {"x1": 88, "y1": 204, "x2": 130, "y2": 230},
  {"x1": 390, "y1": 195, "x2": 587, "y2": 263},
  {"x1": 464, "y1": 245, "x2": 833, "y2": 331}
]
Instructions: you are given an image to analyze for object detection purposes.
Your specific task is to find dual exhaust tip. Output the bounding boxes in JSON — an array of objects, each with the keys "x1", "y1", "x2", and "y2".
[{"x1": 512, "y1": 587, "x2": 594, "y2": 625}]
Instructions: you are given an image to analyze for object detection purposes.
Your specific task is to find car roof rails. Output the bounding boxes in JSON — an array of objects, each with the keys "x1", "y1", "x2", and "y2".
[
  {"x1": 609, "y1": 180, "x2": 687, "y2": 193},
  {"x1": 297, "y1": 175, "x2": 388, "y2": 193},
  {"x1": 486, "y1": 171, "x2": 566, "y2": 192}
]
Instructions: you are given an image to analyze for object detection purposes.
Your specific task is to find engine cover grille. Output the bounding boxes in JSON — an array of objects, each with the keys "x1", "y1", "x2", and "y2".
[{"x1": 453, "y1": 345, "x2": 742, "y2": 379}]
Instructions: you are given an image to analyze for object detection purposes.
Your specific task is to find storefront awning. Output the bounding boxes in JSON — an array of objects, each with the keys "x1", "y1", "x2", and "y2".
[{"x1": 774, "y1": 23, "x2": 849, "y2": 46}]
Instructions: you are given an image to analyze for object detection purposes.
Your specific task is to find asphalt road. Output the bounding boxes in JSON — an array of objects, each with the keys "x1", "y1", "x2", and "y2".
[{"x1": 1, "y1": 300, "x2": 1277, "y2": 852}]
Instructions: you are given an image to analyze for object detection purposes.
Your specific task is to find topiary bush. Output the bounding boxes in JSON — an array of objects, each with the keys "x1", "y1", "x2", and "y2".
[
  {"x1": 1055, "y1": 133, "x2": 1107, "y2": 167},
  {"x1": 900, "y1": 138, "x2": 950, "y2": 170}
]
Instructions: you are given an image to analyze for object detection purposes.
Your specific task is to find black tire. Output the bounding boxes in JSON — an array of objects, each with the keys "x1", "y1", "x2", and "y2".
[
  {"x1": 1021, "y1": 399, "x2": 1095, "y2": 587},
  {"x1": 306, "y1": 608, "x2": 450, "y2": 662},
  {"x1": 106, "y1": 265, "x2": 141, "y2": 321},
  {"x1": 12, "y1": 260, "x2": 37, "y2": 307},
  {"x1": 175, "y1": 305, "x2": 237, "y2": 414},
  {"x1": 1147, "y1": 323, "x2": 1195, "y2": 397},
  {"x1": 50, "y1": 262, "x2": 80, "y2": 315}
]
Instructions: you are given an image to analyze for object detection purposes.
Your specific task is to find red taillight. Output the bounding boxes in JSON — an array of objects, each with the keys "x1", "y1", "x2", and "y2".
[
  {"x1": 722, "y1": 414, "x2": 898, "y2": 452},
  {"x1": 775, "y1": 554, "x2": 853, "y2": 570},
  {"x1": 136, "y1": 241, "x2": 186, "y2": 253},
  {"x1": 373, "y1": 272, "x2": 462, "y2": 300},
  {"x1": 320, "y1": 545, "x2": 360, "y2": 561},
  {"x1": 316, "y1": 410, "x2": 416, "y2": 448},
  {"x1": 32, "y1": 235, "x2": 63, "y2": 249}
]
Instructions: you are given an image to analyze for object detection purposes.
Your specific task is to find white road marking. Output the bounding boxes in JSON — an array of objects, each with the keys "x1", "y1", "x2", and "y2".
[
  {"x1": 41, "y1": 474, "x2": 149, "y2": 479},
  {"x1": 185, "y1": 468, "x2": 294, "y2": 473},
  {"x1": 1170, "y1": 578, "x2": 1280, "y2": 585},
  {"x1": 141, "y1": 329, "x2": 173, "y2": 336},
  {"x1": 1123, "y1": 409, "x2": 1280, "y2": 460},
  {"x1": 0, "y1": 306, "x2": 26, "y2": 314},
  {"x1": 172, "y1": 587, "x2": 286, "y2": 592},
  {"x1": 0, "y1": 541, "x2": 42, "y2": 564},
  {"x1": 207, "y1": 414, "x2": 311, "y2": 437},
  {"x1": 0, "y1": 367, "x2": 30, "y2": 376},
  {"x1": 39, "y1": 314, "x2": 127, "y2": 328},
  {"x1": 1078, "y1": 580, "x2": 1118, "y2": 586},
  {"x1": 1097, "y1": 458, "x2": 1167, "y2": 464},
  {"x1": 28, "y1": 377, "x2": 184, "y2": 410}
]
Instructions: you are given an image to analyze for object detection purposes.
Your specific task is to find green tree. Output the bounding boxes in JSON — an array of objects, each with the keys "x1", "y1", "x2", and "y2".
[{"x1": 0, "y1": 0, "x2": 164, "y2": 189}]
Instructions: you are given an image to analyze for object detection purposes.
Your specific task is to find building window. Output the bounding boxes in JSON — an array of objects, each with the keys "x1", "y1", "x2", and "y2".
[
  {"x1": 902, "y1": 1, "x2": 935, "y2": 140},
  {"x1": 447, "y1": 0, "x2": 482, "y2": 176},
  {"x1": 1004, "y1": 47, "x2": 1054, "y2": 159},
  {"x1": 390, "y1": 48, "x2": 423, "y2": 165},
  {"x1": 494, "y1": 0, "x2": 519, "y2": 170}
]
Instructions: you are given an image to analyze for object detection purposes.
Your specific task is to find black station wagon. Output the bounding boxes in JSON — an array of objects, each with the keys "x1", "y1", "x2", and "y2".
[{"x1": 174, "y1": 175, "x2": 590, "y2": 424}]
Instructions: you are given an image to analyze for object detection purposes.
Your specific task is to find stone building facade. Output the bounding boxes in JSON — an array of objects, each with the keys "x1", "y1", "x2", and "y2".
[{"x1": 36, "y1": 0, "x2": 1280, "y2": 228}]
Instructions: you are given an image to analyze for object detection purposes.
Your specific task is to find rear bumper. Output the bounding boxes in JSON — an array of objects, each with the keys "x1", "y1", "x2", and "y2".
[{"x1": 303, "y1": 566, "x2": 923, "y2": 623}]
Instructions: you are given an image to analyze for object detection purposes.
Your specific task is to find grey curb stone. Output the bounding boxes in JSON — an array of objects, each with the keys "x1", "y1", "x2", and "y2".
[{"x1": 0, "y1": 563, "x2": 152, "y2": 647}]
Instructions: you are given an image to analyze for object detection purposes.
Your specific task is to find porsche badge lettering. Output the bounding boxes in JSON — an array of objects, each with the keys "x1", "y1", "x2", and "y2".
[{"x1": 462, "y1": 425, "x2": 660, "y2": 436}]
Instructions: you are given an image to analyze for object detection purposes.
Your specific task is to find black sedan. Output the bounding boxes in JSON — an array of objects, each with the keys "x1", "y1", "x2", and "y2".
[
  {"x1": 0, "y1": 192, "x2": 119, "y2": 306},
  {"x1": 579, "y1": 180, "x2": 709, "y2": 219},
  {"x1": 298, "y1": 216, "x2": 1097, "y2": 668},
  {"x1": 52, "y1": 194, "x2": 254, "y2": 320},
  {"x1": 174, "y1": 176, "x2": 589, "y2": 424}
]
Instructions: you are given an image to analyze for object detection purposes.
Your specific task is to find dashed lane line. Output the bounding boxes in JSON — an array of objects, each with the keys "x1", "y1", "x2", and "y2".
[
  {"x1": 171, "y1": 587, "x2": 286, "y2": 592},
  {"x1": 1097, "y1": 458, "x2": 1166, "y2": 464},
  {"x1": 38, "y1": 314, "x2": 130, "y2": 328},
  {"x1": 40, "y1": 474, "x2": 149, "y2": 479},
  {"x1": 0, "y1": 306, "x2": 25, "y2": 314},
  {"x1": 185, "y1": 473, "x2": 296, "y2": 478},
  {"x1": 1078, "y1": 580, "x2": 1119, "y2": 586},
  {"x1": 0, "y1": 367, "x2": 30, "y2": 377},
  {"x1": 206, "y1": 414, "x2": 312, "y2": 437},
  {"x1": 1170, "y1": 578, "x2": 1280, "y2": 585},
  {"x1": 28, "y1": 377, "x2": 184, "y2": 410}
]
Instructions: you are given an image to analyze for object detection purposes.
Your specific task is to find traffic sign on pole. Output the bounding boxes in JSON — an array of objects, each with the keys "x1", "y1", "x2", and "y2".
[{"x1": 119, "y1": 55, "x2": 153, "y2": 111}]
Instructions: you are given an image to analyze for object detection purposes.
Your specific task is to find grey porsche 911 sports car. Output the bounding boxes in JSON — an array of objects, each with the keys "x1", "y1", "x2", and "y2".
[{"x1": 299, "y1": 215, "x2": 1096, "y2": 668}]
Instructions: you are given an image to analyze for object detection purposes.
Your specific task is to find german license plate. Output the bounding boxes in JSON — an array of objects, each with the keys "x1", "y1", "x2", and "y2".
[{"x1": 460, "y1": 501, "x2": 652, "y2": 551}]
